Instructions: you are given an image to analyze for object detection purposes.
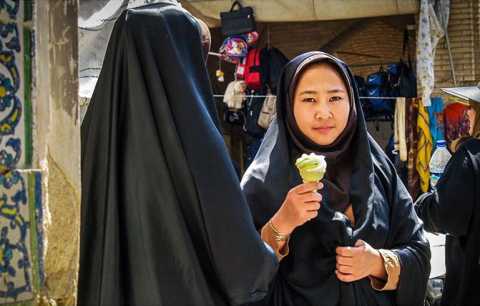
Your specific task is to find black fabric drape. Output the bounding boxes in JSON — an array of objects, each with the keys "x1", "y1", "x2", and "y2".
[
  {"x1": 241, "y1": 52, "x2": 430, "y2": 306},
  {"x1": 416, "y1": 138, "x2": 480, "y2": 306},
  {"x1": 79, "y1": 3, "x2": 277, "y2": 306}
]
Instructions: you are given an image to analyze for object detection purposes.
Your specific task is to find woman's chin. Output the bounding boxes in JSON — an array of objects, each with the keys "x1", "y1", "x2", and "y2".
[{"x1": 310, "y1": 136, "x2": 336, "y2": 146}]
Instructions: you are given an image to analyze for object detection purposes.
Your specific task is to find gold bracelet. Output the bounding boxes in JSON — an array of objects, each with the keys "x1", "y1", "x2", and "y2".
[{"x1": 268, "y1": 220, "x2": 289, "y2": 242}]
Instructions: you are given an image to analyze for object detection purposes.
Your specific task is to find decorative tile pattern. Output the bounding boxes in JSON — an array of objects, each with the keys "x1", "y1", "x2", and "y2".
[
  {"x1": 0, "y1": 0, "x2": 40, "y2": 304},
  {"x1": 0, "y1": 0, "x2": 32, "y2": 172},
  {"x1": 0, "y1": 170, "x2": 42, "y2": 304}
]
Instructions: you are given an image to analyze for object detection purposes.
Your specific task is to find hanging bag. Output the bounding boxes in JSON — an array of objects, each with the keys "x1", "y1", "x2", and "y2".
[
  {"x1": 244, "y1": 48, "x2": 262, "y2": 90},
  {"x1": 257, "y1": 91, "x2": 276, "y2": 129},
  {"x1": 220, "y1": 1, "x2": 256, "y2": 36}
]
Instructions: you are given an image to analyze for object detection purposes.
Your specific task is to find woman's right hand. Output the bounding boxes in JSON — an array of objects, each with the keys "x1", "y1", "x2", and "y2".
[{"x1": 270, "y1": 182, "x2": 323, "y2": 235}]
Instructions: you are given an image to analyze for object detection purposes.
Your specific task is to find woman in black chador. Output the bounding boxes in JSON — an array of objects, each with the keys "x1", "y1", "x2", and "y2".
[
  {"x1": 416, "y1": 84, "x2": 480, "y2": 306},
  {"x1": 79, "y1": 2, "x2": 277, "y2": 305},
  {"x1": 242, "y1": 52, "x2": 430, "y2": 306}
]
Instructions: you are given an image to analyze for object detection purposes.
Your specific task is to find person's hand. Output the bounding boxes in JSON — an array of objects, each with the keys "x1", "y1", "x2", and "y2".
[
  {"x1": 270, "y1": 182, "x2": 323, "y2": 235},
  {"x1": 335, "y1": 239, "x2": 386, "y2": 282}
]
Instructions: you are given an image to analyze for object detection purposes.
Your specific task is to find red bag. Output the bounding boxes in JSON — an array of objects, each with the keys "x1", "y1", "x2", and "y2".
[{"x1": 244, "y1": 48, "x2": 262, "y2": 90}]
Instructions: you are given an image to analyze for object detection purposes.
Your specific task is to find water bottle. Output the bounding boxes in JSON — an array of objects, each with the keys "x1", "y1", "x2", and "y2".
[{"x1": 429, "y1": 140, "x2": 452, "y2": 189}]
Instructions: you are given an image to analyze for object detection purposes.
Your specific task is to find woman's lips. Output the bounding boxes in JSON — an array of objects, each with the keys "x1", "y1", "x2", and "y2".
[{"x1": 313, "y1": 126, "x2": 334, "y2": 134}]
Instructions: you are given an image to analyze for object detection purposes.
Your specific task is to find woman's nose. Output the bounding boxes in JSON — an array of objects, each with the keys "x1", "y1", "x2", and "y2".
[{"x1": 314, "y1": 101, "x2": 332, "y2": 119}]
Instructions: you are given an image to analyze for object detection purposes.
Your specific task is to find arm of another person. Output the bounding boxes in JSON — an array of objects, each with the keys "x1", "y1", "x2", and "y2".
[{"x1": 415, "y1": 146, "x2": 475, "y2": 237}]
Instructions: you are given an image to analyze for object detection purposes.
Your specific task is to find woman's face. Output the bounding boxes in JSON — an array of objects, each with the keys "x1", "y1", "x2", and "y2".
[
  {"x1": 293, "y1": 63, "x2": 351, "y2": 146},
  {"x1": 467, "y1": 106, "x2": 476, "y2": 135}
]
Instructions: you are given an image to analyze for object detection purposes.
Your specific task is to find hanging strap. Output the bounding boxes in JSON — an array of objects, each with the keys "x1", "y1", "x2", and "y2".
[{"x1": 230, "y1": 1, "x2": 243, "y2": 11}]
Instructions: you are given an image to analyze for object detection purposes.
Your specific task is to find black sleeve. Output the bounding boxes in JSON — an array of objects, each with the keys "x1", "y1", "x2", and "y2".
[{"x1": 415, "y1": 147, "x2": 475, "y2": 237}]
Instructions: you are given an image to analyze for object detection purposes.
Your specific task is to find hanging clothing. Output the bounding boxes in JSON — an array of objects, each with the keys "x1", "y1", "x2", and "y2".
[
  {"x1": 416, "y1": 138, "x2": 480, "y2": 306},
  {"x1": 407, "y1": 98, "x2": 421, "y2": 199},
  {"x1": 416, "y1": 0, "x2": 445, "y2": 107},
  {"x1": 78, "y1": 0, "x2": 180, "y2": 99},
  {"x1": 241, "y1": 52, "x2": 430, "y2": 306},
  {"x1": 79, "y1": 4, "x2": 277, "y2": 305},
  {"x1": 394, "y1": 97, "x2": 408, "y2": 161},
  {"x1": 428, "y1": 97, "x2": 446, "y2": 148},
  {"x1": 416, "y1": 99, "x2": 433, "y2": 193}
]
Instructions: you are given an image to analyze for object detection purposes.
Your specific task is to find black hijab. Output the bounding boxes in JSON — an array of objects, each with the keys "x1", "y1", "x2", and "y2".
[
  {"x1": 79, "y1": 3, "x2": 277, "y2": 305},
  {"x1": 243, "y1": 52, "x2": 374, "y2": 228},
  {"x1": 241, "y1": 52, "x2": 430, "y2": 306},
  {"x1": 285, "y1": 56, "x2": 358, "y2": 212}
]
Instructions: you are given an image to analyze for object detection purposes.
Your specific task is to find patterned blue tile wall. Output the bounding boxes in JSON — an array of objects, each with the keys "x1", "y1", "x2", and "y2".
[{"x1": 0, "y1": 0, "x2": 43, "y2": 304}]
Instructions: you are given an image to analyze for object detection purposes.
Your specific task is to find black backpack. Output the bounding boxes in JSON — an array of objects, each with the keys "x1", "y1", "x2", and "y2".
[{"x1": 260, "y1": 47, "x2": 289, "y2": 93}]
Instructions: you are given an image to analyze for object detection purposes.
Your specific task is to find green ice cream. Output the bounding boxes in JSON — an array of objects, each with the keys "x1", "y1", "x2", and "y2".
[{"x1": 295, "y1": 153, "x2": 327, "y2": 183}]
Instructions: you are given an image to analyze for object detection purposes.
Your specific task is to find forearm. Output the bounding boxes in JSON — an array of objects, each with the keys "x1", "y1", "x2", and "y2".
[
  {"x1": 414, "y1": 191, "x2": 442, "y2": 233},
  {"x1": 370, "y1": 249, "x2": 387, "y2": 280},
  {"x1": 260, "y1": 219, "x2": 290, "y2": 261}
]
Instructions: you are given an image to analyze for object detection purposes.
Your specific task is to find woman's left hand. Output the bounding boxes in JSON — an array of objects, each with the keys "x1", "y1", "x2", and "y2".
[{"x1": 335, "y1": 239, "x2": 386, "y2": 282}]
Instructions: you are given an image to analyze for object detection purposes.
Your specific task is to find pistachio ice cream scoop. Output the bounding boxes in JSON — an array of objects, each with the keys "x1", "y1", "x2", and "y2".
[{"x1": 295, "y1": 153, "x2": 327, "y2": 183}]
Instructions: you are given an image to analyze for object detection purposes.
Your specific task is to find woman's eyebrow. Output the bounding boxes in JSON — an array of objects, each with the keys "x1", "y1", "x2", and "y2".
[
  {"x1": 327, "y1": 88, "x2": 347, "y2": 94},
  {"x1": 299, "y1": 90, "x2": 318, "y2": 96}
]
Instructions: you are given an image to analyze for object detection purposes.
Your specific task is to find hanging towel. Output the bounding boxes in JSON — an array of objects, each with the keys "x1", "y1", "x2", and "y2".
[
  {"x1": 416, "y1": 98, "x2": 433, "y2": 192},
  {"x1": 428, "y1": 96, "x2": 445, "y2": 149},
  {"x1": 394, "y1": 97, "x2": 408, "y2": 161}
]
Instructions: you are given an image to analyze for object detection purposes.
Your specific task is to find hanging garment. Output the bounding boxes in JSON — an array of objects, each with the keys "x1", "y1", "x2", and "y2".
[
  {"x1": 428, "y1": 96, "x2": 445, "y2": 148},
  {"x1": 394, "y1": 97, "x2": 408, "y2": 161},
  {"x1": 242, "y1": 52, "x2": 430, "y2": 306},
  {"x1": 244, "y1": 88, "x2": 268, "y2": 138},
  {"x1": 407, "y1": 98, "x2": 421, "y2": 199},
  {"x1": 416, "y1": 0, "x2": 445, "y2": 106},
  {"x1": 78, "y1": 0, "x2": 180, "y2": 99},
  {"x1": 79, "y1": 3, "x2": 277, "y2": 305},
  {"x1": 416, "y1": 98, "x2": 433, "y2": 193}
]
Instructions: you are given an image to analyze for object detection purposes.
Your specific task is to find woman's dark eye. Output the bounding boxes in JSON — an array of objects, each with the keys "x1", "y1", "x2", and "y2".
[
  {"x1": 330, "y1": 96, "x2": 343, "y2": 103},
  {"x1": 302, "y1": 97, "x2": 316, "y2": 103}
]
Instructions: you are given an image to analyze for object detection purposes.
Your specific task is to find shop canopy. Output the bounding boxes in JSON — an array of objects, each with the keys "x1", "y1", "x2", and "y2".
[{"x1": 181, "y1": 0, "x2": 419, "y2": 27}]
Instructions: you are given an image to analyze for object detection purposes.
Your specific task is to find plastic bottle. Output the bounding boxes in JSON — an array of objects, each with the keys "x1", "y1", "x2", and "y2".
[{"x1": 429, "y1": 140, "x2": 452, "y2": 189}]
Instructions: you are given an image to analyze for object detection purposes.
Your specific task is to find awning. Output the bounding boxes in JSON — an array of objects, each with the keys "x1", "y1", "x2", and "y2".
[{"x1": 181, "y1": 0, "x2": 419, "y2": 27}]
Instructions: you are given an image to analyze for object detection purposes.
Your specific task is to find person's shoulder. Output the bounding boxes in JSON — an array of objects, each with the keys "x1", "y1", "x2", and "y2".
[
  {"x1": 457, "y1": 138, "x2": 480, "y2": 155},
  {"x1": 460, "y1": 137, "x2": 480, "y2": 148}
]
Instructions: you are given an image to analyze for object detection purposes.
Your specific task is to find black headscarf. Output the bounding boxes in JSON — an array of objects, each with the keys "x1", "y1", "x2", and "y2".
[
  {"x1": 241, "y1": 52, "x2": 430, "y2": 306},
  {"x1": 79, "y1": 3, "x2": 277, "y2": 305},
  {"x1": 285, "y1": 56, "x2": 358, "y2": 212}
]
